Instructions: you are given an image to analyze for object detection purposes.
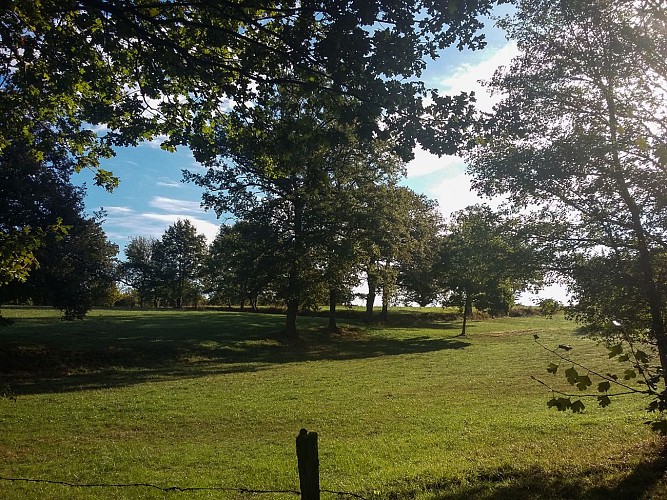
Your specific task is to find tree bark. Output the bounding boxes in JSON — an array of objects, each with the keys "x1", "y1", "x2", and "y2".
[
  {"x1": 286, "y1": 298, "x2": 299, "y2": 337},
  {"x1": 460, "y1": 294, "x2": 471, "y2": 336},
  {"x1": 365, "y1": 270, "x2": 376, "y2": 322}
]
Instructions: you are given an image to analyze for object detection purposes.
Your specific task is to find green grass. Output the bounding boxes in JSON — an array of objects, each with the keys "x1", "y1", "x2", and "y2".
[{"x1": 0, "y1": 307, "x2": 665, "y2": 499}]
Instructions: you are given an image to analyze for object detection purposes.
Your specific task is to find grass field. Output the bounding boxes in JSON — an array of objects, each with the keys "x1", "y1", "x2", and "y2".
[{"x1": 1, "y1": 307, "x2": 665, "y2": 499}]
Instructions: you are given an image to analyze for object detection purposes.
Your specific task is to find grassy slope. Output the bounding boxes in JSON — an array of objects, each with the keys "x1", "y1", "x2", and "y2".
[{"x1": 0, "y1": 307, "x2": 665, "y2": 499}]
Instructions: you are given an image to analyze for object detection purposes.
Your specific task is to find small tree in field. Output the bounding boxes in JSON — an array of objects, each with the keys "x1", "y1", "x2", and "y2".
[{"x1": 440, "y1": 205, "x2": 544, "y2": 336}]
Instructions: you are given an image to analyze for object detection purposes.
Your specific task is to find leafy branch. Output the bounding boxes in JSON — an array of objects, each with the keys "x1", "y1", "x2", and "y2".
[{"x1": 532, "y1": 334, "x2": 655, "y2": 414}]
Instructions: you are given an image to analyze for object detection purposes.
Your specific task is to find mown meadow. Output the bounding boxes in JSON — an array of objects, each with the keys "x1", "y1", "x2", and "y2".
[{"x1": 1, "y1": 307, "x2": 665, "y2": 499}]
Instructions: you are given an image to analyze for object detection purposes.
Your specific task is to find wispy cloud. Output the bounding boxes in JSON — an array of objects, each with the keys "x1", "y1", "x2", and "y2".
[
  {"x1": 156, "y1": 179, "x2": 182, "y2": 188},
  {"x1": 104, "y1": 205, "x2": 134, "y2": 214},
  {"x1": 408, "y1": 42, "x2": 519, "y2": 180},
  {"x1": 149, "y1": 196, "x2": 202, "y2": 213}
]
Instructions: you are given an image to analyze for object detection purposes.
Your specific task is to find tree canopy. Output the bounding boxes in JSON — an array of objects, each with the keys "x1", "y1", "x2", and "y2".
[{"x1": 2, "y1": 0, "x2": 496, "y2": 185}]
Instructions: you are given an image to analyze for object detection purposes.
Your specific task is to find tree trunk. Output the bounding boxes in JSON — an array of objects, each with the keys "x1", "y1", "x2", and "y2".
[
  {"x1": 365, "y1": 271, "x2": 376, "y2": 323},
  {"x1": 605, "y1": 89, "x2": 667, "y2": 386},
  {"x1": 380, "y1": 275, "x2": 389, "y2": 322},
  {"x1": 460, "y1": 294, "x2": 471, "y2": 336},
  {"x1": 328, "y1": 288, "x2": 338, "y2": 333},
  {"x1": 286, "y1": 298, "x2": 299, "y2": 337},
  {"x1": 284, "y1": 197, "x2": 303, "y2": 338}
]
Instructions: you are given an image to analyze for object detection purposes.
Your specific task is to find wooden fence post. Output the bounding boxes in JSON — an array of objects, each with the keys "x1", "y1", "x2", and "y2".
[{"x1": 296, "y1": 428, "x2": 320, "y2": 500}]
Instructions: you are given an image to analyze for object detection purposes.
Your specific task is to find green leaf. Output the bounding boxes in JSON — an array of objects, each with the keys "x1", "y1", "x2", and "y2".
[
  {"x1": 635, "y1": 350, "x2": 649, "y2": 364},
  {"x1": 565, "y1": 366, "x2": 579, "y2": 385},
  {"x1": 618, "y1": 354, "x2": 630, "y2": 362},
  {"x1": 576, "y1": 375, "x2": 592, "y2": 391},
  {"x1": 546, "y1": 362, "x2": 559, "y2": 374},
  {"x1": 570, "y1": 399, "x2": 585, "y2": 413},
  {"x1": 598, "y1": 381, "x2": 611, "y2": 392},
  {"x1": 547, "y1": 397, "x2": 572, "y2": 412},
  {"x1": 608, "y1": 344, "x2": 623, "y2": 358},
  {"x1": 624, "y1": 369, "x2": 637, "y2": 380},
  {"x1": 597, "y1": 395, "x2": 612, "y2": 408}
]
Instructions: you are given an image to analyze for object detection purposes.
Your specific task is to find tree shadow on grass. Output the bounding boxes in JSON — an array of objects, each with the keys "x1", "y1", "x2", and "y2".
[
  {"x1": 391, "y1": 444, "x2": 667, "y2": 499},
  {"x1": 0, "y1": 310, "x2": 468, "y2": 395}
]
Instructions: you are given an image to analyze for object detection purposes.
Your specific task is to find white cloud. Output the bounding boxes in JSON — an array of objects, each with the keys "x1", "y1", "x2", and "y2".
[
  {"x1": 405, "y1": 146, "x2": 464, "y2": 179},
  {"x1": 140, "y1": 213, "x2": 219, "y2": 243},
  {"x1": 438, "y1": 41, "x2": 519, "y2": 113},
  {"x1": 156, "y1": 180, "x2": 182, "y2": 188},
  {"x1": 105, "y1": 211, "x2": 219, "y2": 246},
  {"x1": 86, "y1": 123, "x2": 110, "y2": 134},
  {"x1": 427, "y1": 172, "x2": 506, "y2": 218},
  {"x1": 149, "y1": 196, "x2": 202, "y2": 213},
  {"x1": 104, "y1": 205, "x2": 133, "y2": 214},
  {"x1": 141, "y1": 134, "x2": 171, "y2": 149}
]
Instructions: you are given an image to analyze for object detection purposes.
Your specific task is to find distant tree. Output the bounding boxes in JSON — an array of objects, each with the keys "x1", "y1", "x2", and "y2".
[
  {"x1": 32, "y1": 217, "x2": 119, "y2": 320},
  {"x1": 154, "y1": 220, "x2": 207, "y2": 308},
  {"x1": 119, "y1": 236, "x2": 160, "y2": 308},
  {"x1": 206, "y1": 220, "x2": 278, "y2": 311},
  {"x1": 396, "y1": 196, "x2": 445, "y2": 307},
  {"x1": 440, "y1": 205, "x2": 544, "y2": 335},
  {"x1": 356, "y1": 186, "x2": 439, "y2": 321},
  {"x1": 0, "y1": 143, "x2": 117, "y2": 319}
]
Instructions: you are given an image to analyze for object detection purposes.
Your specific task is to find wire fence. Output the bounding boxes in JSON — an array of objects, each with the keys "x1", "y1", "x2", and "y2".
[
  {"x1": 0, "y1": 429, "x2": 370, "y2": 500},
  {"x1": 0, "y1": 476, "x2": 369, "y2": 499}
]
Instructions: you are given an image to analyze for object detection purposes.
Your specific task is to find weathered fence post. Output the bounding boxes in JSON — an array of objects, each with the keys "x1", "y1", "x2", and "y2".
[{"x1": 296, "y1": 428, "x2": 320, "y2": 500}]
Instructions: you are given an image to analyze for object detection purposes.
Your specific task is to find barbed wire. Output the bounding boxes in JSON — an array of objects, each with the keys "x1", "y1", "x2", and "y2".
[
  {"x1": 0, "y1": 476, "x2": 299, "y2": 495},
  {"x1": 0, "y1": 476, "x2": 371, "y2": 499}
]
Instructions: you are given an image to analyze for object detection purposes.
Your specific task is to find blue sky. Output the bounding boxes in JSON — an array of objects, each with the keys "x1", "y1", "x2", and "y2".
[{"x1": 73, "y1": 9, "x2": 569, "y2": 303}]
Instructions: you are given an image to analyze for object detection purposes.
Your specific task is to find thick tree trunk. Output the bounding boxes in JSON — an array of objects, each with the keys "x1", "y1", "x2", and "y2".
[
  {"x1": 286, "y1": 298, "x2": 299, "y2": 337},
  {"x1": 380, "y1": 301, "x2": 388, "y2": 322},
  {"x1": 328, "y1": 288, "x2": 338, "y2": 333}
]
